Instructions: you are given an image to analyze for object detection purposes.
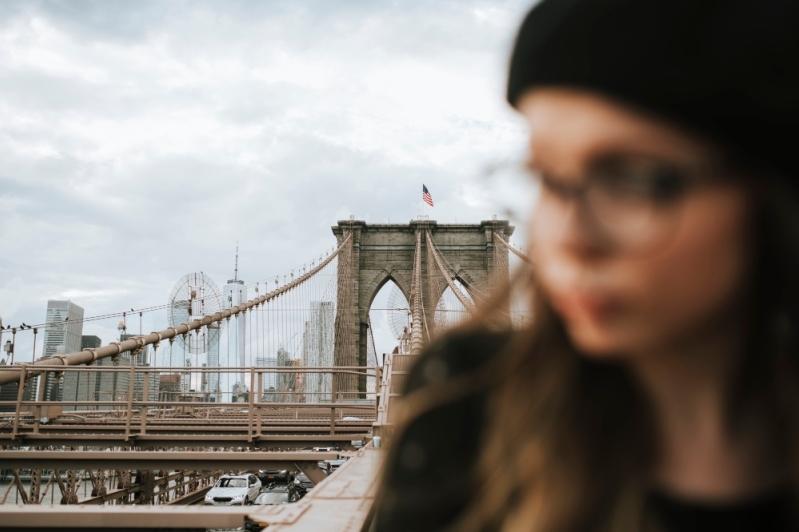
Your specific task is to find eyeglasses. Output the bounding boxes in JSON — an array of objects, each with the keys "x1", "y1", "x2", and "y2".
[{"x1": 485, "y1": 155, "x2": 729, "y2": 253}]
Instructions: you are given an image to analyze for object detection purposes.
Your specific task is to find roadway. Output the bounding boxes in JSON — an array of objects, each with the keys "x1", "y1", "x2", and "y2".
[{"x1": 0, "y1": 444, "x2": 382, "y2": 531}]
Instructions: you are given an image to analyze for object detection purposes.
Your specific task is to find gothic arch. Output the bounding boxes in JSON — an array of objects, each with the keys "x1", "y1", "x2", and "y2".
[
  {"x1": 332, "y1": 219, "x2": 513, "y2": 395},
  {"x1": 365, "y1": 270, "x2": 410, "y2": 311}
]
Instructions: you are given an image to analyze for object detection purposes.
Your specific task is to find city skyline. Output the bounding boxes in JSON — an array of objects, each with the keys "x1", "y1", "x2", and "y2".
[{"x1": 16, "y1": 291, "x2": 363, "y2": 404}]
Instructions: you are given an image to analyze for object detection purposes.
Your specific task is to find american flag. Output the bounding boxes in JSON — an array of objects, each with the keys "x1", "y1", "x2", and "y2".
[{"x1": 422, "y1": 184, "x2": 434, "y2": 207}]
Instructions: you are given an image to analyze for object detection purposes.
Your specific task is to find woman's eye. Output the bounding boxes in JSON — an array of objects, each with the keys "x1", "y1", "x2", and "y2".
[
  {"x1": 540, "y1": 173, "x2": 576, "y2": 199},
  {"x1": 645, "y1": 168, "x2": 687, "y2": 202},
  {"x1": 596, "y1": 165, "x2": 687, "y2": 203}
]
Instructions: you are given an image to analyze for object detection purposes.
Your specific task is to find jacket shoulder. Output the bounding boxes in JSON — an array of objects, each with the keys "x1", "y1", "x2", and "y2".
[
  {"x1": 403, "y1": 329, "x2": 513, "y2": 395},
  {"x1": 373, "y1": 330, "x2": 511, "y2": 532}
]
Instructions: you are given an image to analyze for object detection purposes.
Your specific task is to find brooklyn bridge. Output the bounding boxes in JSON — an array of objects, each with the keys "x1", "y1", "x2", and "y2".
[{"x1": 0, "y1": 218, "x2": 529, "y2": 531}]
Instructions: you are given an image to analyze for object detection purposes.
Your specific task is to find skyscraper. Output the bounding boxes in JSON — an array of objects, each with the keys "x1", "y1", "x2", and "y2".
[
  {"x1": 121, "y1": 333, "x2": 159, "y2": 403},
  {"x1": 43, "y1": 300, "x2": 84, "y2": 358},
  {"x1": 61, "y1": 335, "x2": 102, "y2": 411},
  {"x1": 95, "y1": 351, "x2": 133, "y2": 409},
  {"x1": 276, "y1": 346, "x2": 292, "y2": 401},
  {"x1": 81, "y1": 336, "x2": 102, "y2": 350},
  {"x1": 223, "y1": 247, "x2": 247, "y2": 399},
  {"x1": 159, "y1": 374, "x2": 181, "y2": 401},
  {"x1": 181, "y1": 357, "x2": 192, "y2": 395},
  {"x1": 41, "y1": 300, "x2": 84, "y2": 401},
  {"x1": 301, "y1": 301, "x2": 335, "y2": 403},
  {"x1": 256, "y1": 351, "x2": 279, "y2": 402}
]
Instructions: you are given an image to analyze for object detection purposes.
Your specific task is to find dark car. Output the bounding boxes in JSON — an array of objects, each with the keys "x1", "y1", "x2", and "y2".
[
  {"x1": 253, "y1": 483, "x2": 300, "y2": 505},
  {"x1": 320, "y1": 458, "x2": 348, "y2": 475},
  {"x1": 294, "y1": 473, "x2": 314, "y2": 496},
  {"x1": 257, "y1": 469, "x2": 294, "y2": 485}
]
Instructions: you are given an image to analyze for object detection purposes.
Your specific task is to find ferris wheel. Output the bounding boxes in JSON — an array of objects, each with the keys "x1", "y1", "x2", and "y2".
[
  {"x1": 386, "y1": 284, "x2": 411, "y2": 340},
  {"x1": 167, "y1": 272, "x2": 223, "y2": 354}
]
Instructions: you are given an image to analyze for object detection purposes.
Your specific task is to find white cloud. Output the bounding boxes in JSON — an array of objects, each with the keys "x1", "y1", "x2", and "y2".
[{"x1": 0, "y1": 0, "x2": 533, "y2": 361}]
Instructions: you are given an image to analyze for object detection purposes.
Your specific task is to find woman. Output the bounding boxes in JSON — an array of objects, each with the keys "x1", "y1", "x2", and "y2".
[{"x1": 373, "y1": 0, "x2": 799, "y2": 530}]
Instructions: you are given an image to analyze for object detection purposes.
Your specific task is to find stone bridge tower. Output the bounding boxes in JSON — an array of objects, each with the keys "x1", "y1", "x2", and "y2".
[{"x1": 331, "y1": 219, "x2": 513, "y2": 396}]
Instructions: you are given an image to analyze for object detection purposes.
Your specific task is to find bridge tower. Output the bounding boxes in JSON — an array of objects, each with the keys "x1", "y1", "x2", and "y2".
[{"x1": 331, "y1": 219, "x2": 513, "y2": 397}]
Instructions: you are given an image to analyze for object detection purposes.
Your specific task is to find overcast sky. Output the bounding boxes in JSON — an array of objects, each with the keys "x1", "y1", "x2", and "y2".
[{"x1": 0, "y1": 0, "x2": 532, "y2": 363}]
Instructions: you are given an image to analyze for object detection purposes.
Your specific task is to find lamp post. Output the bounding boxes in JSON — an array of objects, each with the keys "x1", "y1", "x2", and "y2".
[
  {"x1": 118, "y1": 320, "x2": 129, "y2": 402},
  {"x1": 31, "y1": 328, "x2": 38, "y2": 363},
  {"x1": 8, "y1": 328, "x2": 15, "y2": 364},
  {"x1": 3, "y1": 339, "x2": 12, "y2": 365}
]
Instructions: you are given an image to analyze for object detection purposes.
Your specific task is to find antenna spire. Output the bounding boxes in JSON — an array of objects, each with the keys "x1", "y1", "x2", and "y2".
[{"x1": 234, "y1": 242, "x2": 239, "y2": 283}]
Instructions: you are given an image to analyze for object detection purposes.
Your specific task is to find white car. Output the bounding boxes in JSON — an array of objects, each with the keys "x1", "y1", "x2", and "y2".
[{"x1": 204, "y1": 474, "x2": 261, "y2": 506}]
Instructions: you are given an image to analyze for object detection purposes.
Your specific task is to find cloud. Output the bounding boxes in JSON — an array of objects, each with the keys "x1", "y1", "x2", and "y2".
[{"x1": 0, "y1": 0, "x2": 533, "y2": 364}]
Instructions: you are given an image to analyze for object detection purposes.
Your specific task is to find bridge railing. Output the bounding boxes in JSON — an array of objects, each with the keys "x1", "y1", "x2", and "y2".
[{"x1": 0, "y1": 364, "x2": 378, "y2": 446}]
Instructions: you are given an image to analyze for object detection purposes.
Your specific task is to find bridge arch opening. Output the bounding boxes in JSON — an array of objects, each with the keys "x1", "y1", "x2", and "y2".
[
  {"x1": 434, "y1": 280, "x2": 473, "y2": 333},
  {"x1": 368, "y1": 277, "x2": 410, "y2": 362}
]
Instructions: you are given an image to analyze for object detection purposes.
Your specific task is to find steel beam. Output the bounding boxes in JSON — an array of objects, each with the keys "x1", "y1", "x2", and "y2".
[
  {"x1": 0, "y1": 445, "x2": 381, "y2": 531},
  {"x1": 0, "y1": 450, "x2": 338, "y2": 470},
  {"x1": 166, "y1": 485, "x2": 214, "y2": 506},
  {"x1": 0, "y1": 506, "x2": 247, "y2": 530},
  {"x1": 0, "y1": 434, "x2": 366, "y2": 449}
]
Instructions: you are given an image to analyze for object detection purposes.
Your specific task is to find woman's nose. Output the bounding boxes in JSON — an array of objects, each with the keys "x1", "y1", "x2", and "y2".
[{"x1": 532, "y1": 195, "x2": 611, "y2": 259}]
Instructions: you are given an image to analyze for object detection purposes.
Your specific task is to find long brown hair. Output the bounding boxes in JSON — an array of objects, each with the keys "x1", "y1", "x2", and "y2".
[
  {"x1": 455, "y1": 281, "x2": 655, "y2": 531},
  {"x1": 384, "y1": 173, "x2": 799, "y2": 532}
]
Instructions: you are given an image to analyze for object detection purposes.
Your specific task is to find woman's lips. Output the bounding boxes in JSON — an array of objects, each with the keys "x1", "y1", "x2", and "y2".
[{"x1": 550, "y1": 293, "x2": 624, "y2": 321}]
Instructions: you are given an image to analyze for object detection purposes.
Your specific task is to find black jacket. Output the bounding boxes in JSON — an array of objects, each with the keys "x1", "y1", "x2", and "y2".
[
  {"x1": 372, "y1": 331, "x2": 509, "y2": 532},
  {"x1": 372, "y1": 331, "x2": 797, "y2": 532}
]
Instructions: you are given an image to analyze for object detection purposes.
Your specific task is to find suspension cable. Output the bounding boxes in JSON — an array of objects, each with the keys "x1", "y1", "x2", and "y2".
[
  {"x1": 425, "y1": 230, "x2": 475, "y2": 313},
  {"x1": 409, "y1": 229, "x2": 425, "y2": 356},
  {"x1": 493, "y1": 230, "x2": 532, "y2": 264},
  {"x1": 0, "y1": 233, "x2": 353, "y2": 386}
]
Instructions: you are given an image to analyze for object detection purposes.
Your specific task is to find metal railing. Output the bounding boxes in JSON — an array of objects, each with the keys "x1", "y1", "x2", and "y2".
[{"x1": 0, "y1": 364, "x2": 378, "y2": 447}]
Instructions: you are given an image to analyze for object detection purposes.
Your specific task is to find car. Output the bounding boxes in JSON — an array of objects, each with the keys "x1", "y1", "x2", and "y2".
[
  {"x1": 257, "y1": 469, "x2": 294, "y2": 485},
  {"x1": 253, "y1": 483, "x2": 300, "y2": 505},
  {"x1": 294, "y1": 473, "x2": 314, "y2": 496},
  {"x1": 320, "y1": 458, "x2": 348, "y2": 475},
  {"x1": 312, "y1": 446, "x2": 340, "y2": 452},
  {"x1": 204, "y1": 474, "x2": 261, "y2": 506}
]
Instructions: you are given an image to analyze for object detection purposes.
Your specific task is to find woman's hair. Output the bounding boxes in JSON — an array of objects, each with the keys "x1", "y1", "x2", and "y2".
[{"x1": 381, "y1": 169, "x2": 799, "y2": 532}]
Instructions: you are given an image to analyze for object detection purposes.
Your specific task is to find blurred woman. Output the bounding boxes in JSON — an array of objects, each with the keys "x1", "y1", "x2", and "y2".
[{"x1": 373, "y1": 0, "x2": 799, "y2": 530}]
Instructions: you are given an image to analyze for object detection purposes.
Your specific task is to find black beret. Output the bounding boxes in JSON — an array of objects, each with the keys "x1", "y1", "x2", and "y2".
[{"x1": 508, "y1": 0, "x2": 799, "y2": 175}]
